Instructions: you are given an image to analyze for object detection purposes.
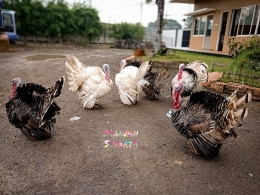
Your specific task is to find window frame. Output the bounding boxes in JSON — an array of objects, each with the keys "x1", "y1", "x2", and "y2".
[
  {"x1": 193, "y1": 16, "x2": 207, "y2": 36},
  {"x1": 230, "y1": 4, "x2": 260, "y2": 37}
]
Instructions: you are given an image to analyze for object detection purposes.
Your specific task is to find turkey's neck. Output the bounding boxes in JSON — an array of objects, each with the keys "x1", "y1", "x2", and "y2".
[
  {"x1": 105, "y1": 70, "x2": 110, "y2": 82},
  {"x1": 105, "y1": 69, "x2": 110, "y2": 83},
  {"x1": 120, "y1": 63, "x2": 125, "y2": 72},
  {"x1": 173, "y1": 92, "x2": 181, "y2": 110},
  {"x1": 177, "y1": 69, "x2": 183, "y2": 80},
  {"x1": 10, "y1": 84, "x2": 17, "y2": 99}
]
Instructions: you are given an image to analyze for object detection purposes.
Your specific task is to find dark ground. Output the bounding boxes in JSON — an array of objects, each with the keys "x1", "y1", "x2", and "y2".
[{"x1": 0, "y1": 44, "x2": 259, "y2": 195}]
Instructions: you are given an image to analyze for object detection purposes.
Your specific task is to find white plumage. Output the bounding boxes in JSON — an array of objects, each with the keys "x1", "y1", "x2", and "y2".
[
  {"x1": 65, "y1": 55, "x2": 113, "y2": 109},
  {"x1": 115, "y1": 59, "x2": 151, "y2": 105},
  {"x1": 185, "y1": 60, "x2": 208, "y2": 84},
  {"x1": 172, "y1": 61, "x2": 209, "y2": 97}
]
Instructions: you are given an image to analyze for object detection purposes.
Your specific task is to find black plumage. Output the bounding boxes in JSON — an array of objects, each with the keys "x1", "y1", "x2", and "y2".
[
  {"x1": 159, "y1": 48, "x2": 169, "y2": 55},
  {"x1": 125, "y1": 60, "x2": 141, "y2": 68},
  {"x1": 6, "y1": 77, "x2": 64, "y2": 141},
  {"x1": 170, "y1": 90, "x2": 251, "y2": 158},
  {"x1": 143, "y1": 63, "x2": 169, "y2": 100}
]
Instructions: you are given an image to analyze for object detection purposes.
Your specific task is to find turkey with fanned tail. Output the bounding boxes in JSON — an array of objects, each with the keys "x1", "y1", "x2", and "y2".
[
  {"x1": 65, "y1": 55, "x2": 113, "y2": 109},
  {"x1": 168, "y1": 66, "x2": 252, "y2": 157},
  {"x1": 143, "y1": 61, "x2": 170, "y2": 100},
  {"x1": 167, "y1": 80, "x2": 251, "y2": 158},
  {"x1": 171, "y1": 60, "x2": 208, "y2": 97},
  {"x1": 115, "y1": 59, "x2": 151, "y2": 105},
  {"x1": 6, "y1": 77, "x2": 65, "y2": 141}
]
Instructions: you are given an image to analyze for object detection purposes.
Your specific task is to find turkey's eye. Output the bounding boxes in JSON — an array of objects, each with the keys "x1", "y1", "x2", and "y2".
[{"x1": 202, "y1": 70, "x2": 204, "y2": 73}]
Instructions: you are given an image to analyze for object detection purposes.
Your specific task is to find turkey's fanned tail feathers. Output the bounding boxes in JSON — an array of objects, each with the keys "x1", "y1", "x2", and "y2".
[
  {"x1": 38, "y1": 77, "x2": 65, "y2": 125},
  {"x1": 186, "y1": 60, "x2": 209, "y2": 84},
  {"x1": 136, "y1": 61, "x2": 151, "y2": 92},
  {"x1": 171, "y1": 87, "x2": 252, "y2": 158},
  {"x1": 6, "y1": 77, "x2": 64, "y2": 141},
  {"x1": 65, "y1": 56, "x2": 87, "y2": 91}
]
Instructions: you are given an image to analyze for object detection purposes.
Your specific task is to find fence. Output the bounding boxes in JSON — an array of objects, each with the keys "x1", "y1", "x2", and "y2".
[
  {"x1": 19, "y1": 33, "x2": 117, "y2": 45},
  {"x1": 210, "y1": 60, "x2": 260, "y2": 86}
]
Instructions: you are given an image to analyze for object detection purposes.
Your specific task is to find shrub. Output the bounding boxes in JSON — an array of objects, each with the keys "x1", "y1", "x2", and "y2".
[{"x1": 230, "y1": 35, "x2": 260, "y2": 72}]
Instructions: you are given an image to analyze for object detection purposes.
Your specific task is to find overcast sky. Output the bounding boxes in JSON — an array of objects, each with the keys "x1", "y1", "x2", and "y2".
[{"x1": 66, "y1": 0, "x2": 194, "y2": 27}]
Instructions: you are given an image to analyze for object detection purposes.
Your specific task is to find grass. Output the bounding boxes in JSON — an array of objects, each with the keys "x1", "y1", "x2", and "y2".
[
  {"x1": 141, "y1": 49, "x2": 260, "y2": 87},
  {"x1": 142, "y1": 50, "x2": 233, "y2": 70}
]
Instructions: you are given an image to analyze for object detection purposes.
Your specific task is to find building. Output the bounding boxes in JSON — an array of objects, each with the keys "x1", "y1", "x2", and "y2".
[
  {"x1": 144, "y1": 27, "x2": 191, "y2": 48},
  {"x1": 170, "y1": 0, "x2": 260, "y2": 54}
]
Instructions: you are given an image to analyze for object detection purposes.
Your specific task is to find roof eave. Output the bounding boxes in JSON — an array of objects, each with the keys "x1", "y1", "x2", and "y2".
[
  {"x1": 184, "y1": 8, "x2": 216, "y2": 16},
  {"x1": 170, "y1": 0, "x2": 195, "y2": 3}
]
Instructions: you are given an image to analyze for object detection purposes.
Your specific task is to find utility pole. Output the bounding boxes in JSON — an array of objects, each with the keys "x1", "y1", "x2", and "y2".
[{"x1": 140, "y1": 2, "x2": 144, "y2": 25}]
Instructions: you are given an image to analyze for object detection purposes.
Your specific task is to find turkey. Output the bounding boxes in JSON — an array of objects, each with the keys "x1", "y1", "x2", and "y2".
[
  {"x1": 159, "y1": 48, "x2": 169, "y2": 55},
  {"x1": 124, "y1": 56, "x2": 141, "y2": 68},
  {"x1": 185, "y1": 60, "x2": 208, "y2": 84},
  {"x1": 115, "y1": 59, "x2": 151, "y2": 105},
  {"x1": 6, "y1": 77, "x2": 65, "y2": 141},
  {"x1": 143, "y1": 61, "x2": 170, "y2": 100},
  {"x1": 65, "y1": 55, "x2": 113, "y2": 109},
  {"x1": 171, "y1": 60, "x2": 208, "y2": 97},
  {"x1": 169, "y1": 74, "x2": 252, "y2": 157}
]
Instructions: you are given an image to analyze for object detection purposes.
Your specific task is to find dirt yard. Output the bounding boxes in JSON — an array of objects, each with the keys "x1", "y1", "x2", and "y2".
[{"x1": 0, "y1": 44, "x2": 259, "y2": 195}]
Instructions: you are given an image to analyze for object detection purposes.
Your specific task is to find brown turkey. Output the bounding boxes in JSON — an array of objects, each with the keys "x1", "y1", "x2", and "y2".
[
  {"x1": 143, "y1": 61, "x2": 170, "y2": 100},
  {"x1": 169, "y1": 65, "x2": 252, "y2": 157},
  {"x1": 6, "y1": 77, "x2": 65, "y2": 141}
]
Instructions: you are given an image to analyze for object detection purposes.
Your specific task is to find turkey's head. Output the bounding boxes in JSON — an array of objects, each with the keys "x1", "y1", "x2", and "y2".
[
  {"x1": 119, "y1": 59, "x2": 126, "y2": 72},
  {"x1": 10, "y1": 77, "x2": 22, "y2": 99},
  {"x1": 102, "y1": 64, "x2": 111, "y2": 83},
  {"x1": 172, "y1": 82, "x2": 183, "y2": 110}
]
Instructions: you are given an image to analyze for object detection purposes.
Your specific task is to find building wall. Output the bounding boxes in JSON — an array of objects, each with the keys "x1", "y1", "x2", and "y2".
[
  {"x1": 162, "y1": 29, "x2": 184, "y2": 47},
  {"x1": 189, "y1": 0, "x2": 260, "y2": 53}
]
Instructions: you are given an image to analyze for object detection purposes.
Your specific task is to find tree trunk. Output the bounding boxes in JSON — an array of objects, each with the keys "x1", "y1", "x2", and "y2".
[
  {"x1": 154, "y1": 0, "x2": 165, "y2": 54},
  {"x1": 89, "y1": 35, "x2": 92, "y2": 47}
]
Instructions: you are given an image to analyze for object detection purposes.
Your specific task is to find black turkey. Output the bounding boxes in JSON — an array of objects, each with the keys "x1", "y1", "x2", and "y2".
[
  {"x1": 124, "y1": 58, "x2": 141, "y2": 68},
  {"x1": 159, "y1": 48, "x2": 169, "y2": 55},
  {"x1": 6, "y1": 77, "x2": 65, "y2": 141},
  {"x1": 143, "y1": 61, "x2": 170, "y2": 100},
  {"x1": 169, "y1": 79, "x2": 252, "y2": 158}
]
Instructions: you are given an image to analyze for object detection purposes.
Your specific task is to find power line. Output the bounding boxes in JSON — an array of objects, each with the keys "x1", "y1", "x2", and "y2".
[
  {"x1": 96, "y1": 3, "x2": 138, "y2": 12},
  {"x1": 140, "y1": 2, "x2": 144, "y2": 24},
  {"x1": 100, "y1": 8, "x2": 140, "y2": 18}
]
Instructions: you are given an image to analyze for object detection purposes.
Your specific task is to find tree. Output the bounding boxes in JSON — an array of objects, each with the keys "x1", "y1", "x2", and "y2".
[
  {"x1": 72, "y1": 5, "x2": 103, "y2": 45},
  {"x1": 4, "y1": 0, "x2": 103, "y2": 45},
  {"x1": 148, "y1": 19, "x2": 182, "y2": 29},
  {"x1": 164, "y1": 19, "x2": 182, "y2": 29},
  {"x1": 184, "y1": 16, "x2": 192, "y2": 29},
  {"x1": 110, "y1": 22, "x2": 145, "y2": 48},
  {"x1": 44, "y1": 1, "x2": 71, "y2": 43},
  {"x1": 146, "y1": 0, "x2": 165, "y2": 54}
]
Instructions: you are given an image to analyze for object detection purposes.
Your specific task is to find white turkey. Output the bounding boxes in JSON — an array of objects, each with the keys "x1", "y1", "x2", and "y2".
[
  {"x1": 65, "y1": 55, "x2": 113, "y2": 109},
  {"x1": 143, "y1": 61, "x2": 170, "y2": 100},
  {"x1": 168, "y1": 68, "x2": 252, "y2": 157},
  {"x1": 171, "y1": 60, "x2": 208, "y2": 97},
  {"x1": 115, "y1": 59, "x2": 151, "y2": 105},
  {"x1": 6, "y1": 77, "x2": 65, "y2": 141}
]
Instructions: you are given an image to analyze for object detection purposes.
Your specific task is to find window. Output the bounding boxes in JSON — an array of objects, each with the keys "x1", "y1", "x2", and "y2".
[
  {"x1": 194, "y1": 16, "x2": 207, "y2": 35},
  {"x1": 3, "y1": 13, "x2": 14, "y2": 33},
  {"x1": 230, "y1": 5, "x2": 260, "y2": 36}
]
